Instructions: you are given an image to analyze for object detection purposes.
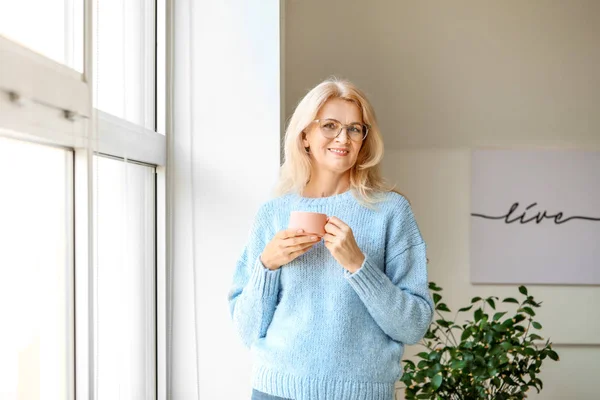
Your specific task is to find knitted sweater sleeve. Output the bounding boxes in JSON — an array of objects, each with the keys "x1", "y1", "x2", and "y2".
[
  {"x1": 227, "y1": 202, "x2": 281, "y2": 348},
  {"x1": 344, "y1": 197, "x2": 434, "y2": 345}
]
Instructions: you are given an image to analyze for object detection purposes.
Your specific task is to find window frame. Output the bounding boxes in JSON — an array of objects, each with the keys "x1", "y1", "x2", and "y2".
[{"x1": 0, "y1": 0, "x2": 170, "y2": 398}]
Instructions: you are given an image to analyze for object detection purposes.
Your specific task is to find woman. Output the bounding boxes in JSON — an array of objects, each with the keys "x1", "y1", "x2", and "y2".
[{"x1": 228, "y1": 78, "x2": 433, "y2": 400}]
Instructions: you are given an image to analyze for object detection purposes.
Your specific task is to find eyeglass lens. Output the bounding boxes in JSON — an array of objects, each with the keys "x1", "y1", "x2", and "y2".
[{"x1": 318, "y1": 119, "x2": 366, "y2": 141}]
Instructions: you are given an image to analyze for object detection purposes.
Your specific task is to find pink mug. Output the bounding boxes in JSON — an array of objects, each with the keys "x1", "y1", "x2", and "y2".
[{"x1": 288, "y1": 211, "x2": 328, "y2": 236}]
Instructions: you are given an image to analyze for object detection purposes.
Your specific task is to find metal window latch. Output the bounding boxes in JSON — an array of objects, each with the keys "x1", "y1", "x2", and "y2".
[
  {"x1": 4, "y1": 89, "x2": 83, "y2": 121},
  {"x1": 7, "y1": 91, "x2": 26, "y2": 106},
  {"x1": 63, "y1": 109, "x2": 79, "y2": 121}
]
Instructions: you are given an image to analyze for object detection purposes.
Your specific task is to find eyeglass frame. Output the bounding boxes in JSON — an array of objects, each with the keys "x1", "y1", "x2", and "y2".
[{"x1": 310, "y1": 118, "x2": 371, "y2": 142}]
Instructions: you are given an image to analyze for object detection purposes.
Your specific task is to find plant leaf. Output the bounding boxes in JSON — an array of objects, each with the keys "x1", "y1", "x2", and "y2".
[
  {"x1": 525, "y1": 298, "x2": 541, "y2": 307},
  {"x1": 502, "y1": 297, "x2": 519, "y2": 304},
  {"x1": 520, "y1": 306, "x2": 536, "y2": 317},
  {"x1": 524, "y1": 348, "x2": 537, "y2": 356},
  {"x1": 436, "y1": 319, "x2": 452, "y2": 328},
  {"x1": 431, "y1": 373, "x2": 443, "y2": 390},
  {"x1": 458, "y1": 305, "x2": 473, "y2": 313},
  {"x1": 471, "y1": 296, "x2": 482, "y2": 303},
  {"x1": 532, "y1": 321, "x2": 542, "y2": 329},
  {"x1": 429, "y1": 282, "x2": 442, "y2": 292},
  {"x1": 437, "y1": 303, "x2": 451, "y2": 312},
  {"x1": 519, "y1": 285, "x2": 528, "y2": 296},
  {"x1": 493, "y1": 311, "x2": 507, "y2": 321},
  {"x1": 548, "y1": 350, "x2": 560, "y2": 361},
  {"x1": 500, "y1": 341, "x2": 512, "y2": 351},
  {"x1": 474, "y1": 308, "x2": 483, "y2": 322},
  {"x1": 486, "y1": 298, "x2": 496, "y2": 310},
  {"x1": 433, "y1": 293, "x2": 442, "y2": 305},
  {"x1": 461, "y1": 329, "x2": 472, "y2": 341}
]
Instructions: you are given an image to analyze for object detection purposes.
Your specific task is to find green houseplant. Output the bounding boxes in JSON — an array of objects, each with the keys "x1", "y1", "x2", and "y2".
[{"x1": 399, "y1": 283, "x2": 559, "y2": 399}]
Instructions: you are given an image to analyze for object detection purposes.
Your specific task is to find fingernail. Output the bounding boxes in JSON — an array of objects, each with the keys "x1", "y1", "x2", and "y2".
[
  {"x1": 297, "y1": 229, "x2": 303, "y2": 233},
  {"x1": 310, "y1": 236, "x2": 317, "y2": 240}
]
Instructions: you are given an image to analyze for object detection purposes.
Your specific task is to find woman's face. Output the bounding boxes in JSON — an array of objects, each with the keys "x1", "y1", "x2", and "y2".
[{"x1": 302, "y1": 98, "x2": 364, "y2": 176}]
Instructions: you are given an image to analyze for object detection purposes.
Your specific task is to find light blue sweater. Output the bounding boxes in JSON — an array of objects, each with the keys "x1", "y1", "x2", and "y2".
[{"x1": 228, "y1": 190, "x2": 433, "y2": 400}]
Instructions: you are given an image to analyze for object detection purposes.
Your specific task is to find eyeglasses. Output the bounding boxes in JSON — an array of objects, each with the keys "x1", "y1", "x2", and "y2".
[{"x1": 311, "y1": 118, "x2": 370, "y2": 142}]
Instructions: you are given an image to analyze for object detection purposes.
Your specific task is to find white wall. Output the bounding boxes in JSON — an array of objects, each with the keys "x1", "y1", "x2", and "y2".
[
  {"x1": 286, "y1": 1, "x2": 600, "y2": 399},
  {"x1": 171, "y1": 1, "x2": 282, "y2": 399}
]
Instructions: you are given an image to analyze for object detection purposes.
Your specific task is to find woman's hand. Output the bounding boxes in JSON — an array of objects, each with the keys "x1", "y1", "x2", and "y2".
[
  {"x1": 260, "y1": 228, "x2": 321, "y2": 270},
  {"x1": 323, "y1": 216, "x2": 365, "y2": 273}
]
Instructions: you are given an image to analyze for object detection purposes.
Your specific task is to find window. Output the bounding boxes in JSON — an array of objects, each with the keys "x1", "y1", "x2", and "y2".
[
  {"x1": 93, "y1": 0, "x2": 156, "y2": 130},
  {"x1": 0, "y1": 0, "x2": 84, "y2": 72},
  {"x1": 0, "y1": 0, "x2": 168, "y2": 398},
  {"x1": 94, "y1": 156, "x2": 156, "y2": 398},
  {"x1": 0, "y1": 136, "x2": 74, "y2": 399}
]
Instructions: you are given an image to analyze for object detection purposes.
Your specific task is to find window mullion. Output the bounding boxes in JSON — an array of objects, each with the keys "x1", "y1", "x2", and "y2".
[{"x1": 74, "y1": 0, "x2": 96, "y2": 399}]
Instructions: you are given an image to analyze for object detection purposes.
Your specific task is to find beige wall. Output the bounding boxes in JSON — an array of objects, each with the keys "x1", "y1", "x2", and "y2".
[
  {"x1": 286, "y1": 1, "x2": 600, "y2": 398},
  {"x1": 382, "y1": 150, "x2": 599, "y2": 399},
  {"x1": 285, "y1": 0, "x2": 600, "y2": 149}
]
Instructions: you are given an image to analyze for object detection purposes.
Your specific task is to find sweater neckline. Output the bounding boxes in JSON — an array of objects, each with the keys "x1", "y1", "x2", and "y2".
[{"x1": 290, "y1": 189, "x2": 354, "y2": 205}]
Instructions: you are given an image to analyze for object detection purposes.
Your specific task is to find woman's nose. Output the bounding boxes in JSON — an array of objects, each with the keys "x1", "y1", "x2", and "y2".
[{"x1": 335, "y1": 128, "x2": 350, "y2": 143}]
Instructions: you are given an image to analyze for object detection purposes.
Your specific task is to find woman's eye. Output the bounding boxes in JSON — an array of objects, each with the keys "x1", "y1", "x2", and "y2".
[
  {"x1": 323, "y1": 123, "x2": 337, "y2": 130},
  {"x1": 348, "y1": 126, "x2": 361, "y2": 133}
]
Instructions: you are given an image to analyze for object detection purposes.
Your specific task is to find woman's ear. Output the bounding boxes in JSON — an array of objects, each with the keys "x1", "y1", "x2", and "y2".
[{"x1": 301, "y1": 131, "x2": 309, "y2": 147}]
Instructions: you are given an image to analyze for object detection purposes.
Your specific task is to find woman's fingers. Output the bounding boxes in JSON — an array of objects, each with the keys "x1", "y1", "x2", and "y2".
[
  {"x1": 297, "y1": 241, "x2": 318, "y2": 251},
  {"x1": 267, "y1": 228, "x2": 321, "y2": 266},
  {"x1": 324, "y1": 220, "x2": 344, "y2": 235},
  {"x1": 278, "y1": 228, "x2": 304, "y2": 239},
  {"x1": 286, "y1": 237, "x2": 319, "y2": 253},
  {"x1": 264, "y1": 229, "x2": 319, "y2": 270},
  {"x1": 288, "y1": 242, "x2": 317, "y2": 259},
  {"x1": 322, "y1": 233, "x2": 336, "y2": 243},
  {"x1": 278, "y1": 228, "x2": 321, "y2": 242},
  {"x1": 325, "y1": 216, "x2": 347, "y2": 229},
  {"x1": 284, "y1": 234, "x2": 320, "y2": 246}
]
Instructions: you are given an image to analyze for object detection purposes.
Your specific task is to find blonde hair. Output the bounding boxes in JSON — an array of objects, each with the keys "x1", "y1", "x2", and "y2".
[{"x1": 274, "y1": 77, "x2": 402, "y2": 209}]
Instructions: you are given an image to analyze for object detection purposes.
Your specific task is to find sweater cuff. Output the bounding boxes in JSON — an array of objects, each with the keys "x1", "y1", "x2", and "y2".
[
  {"x1": 344, "y1": 255, "x2": 386, "y2": 299},
  {"x1": 248, "y1": 256, "x2": 281, "y2": 299}
]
